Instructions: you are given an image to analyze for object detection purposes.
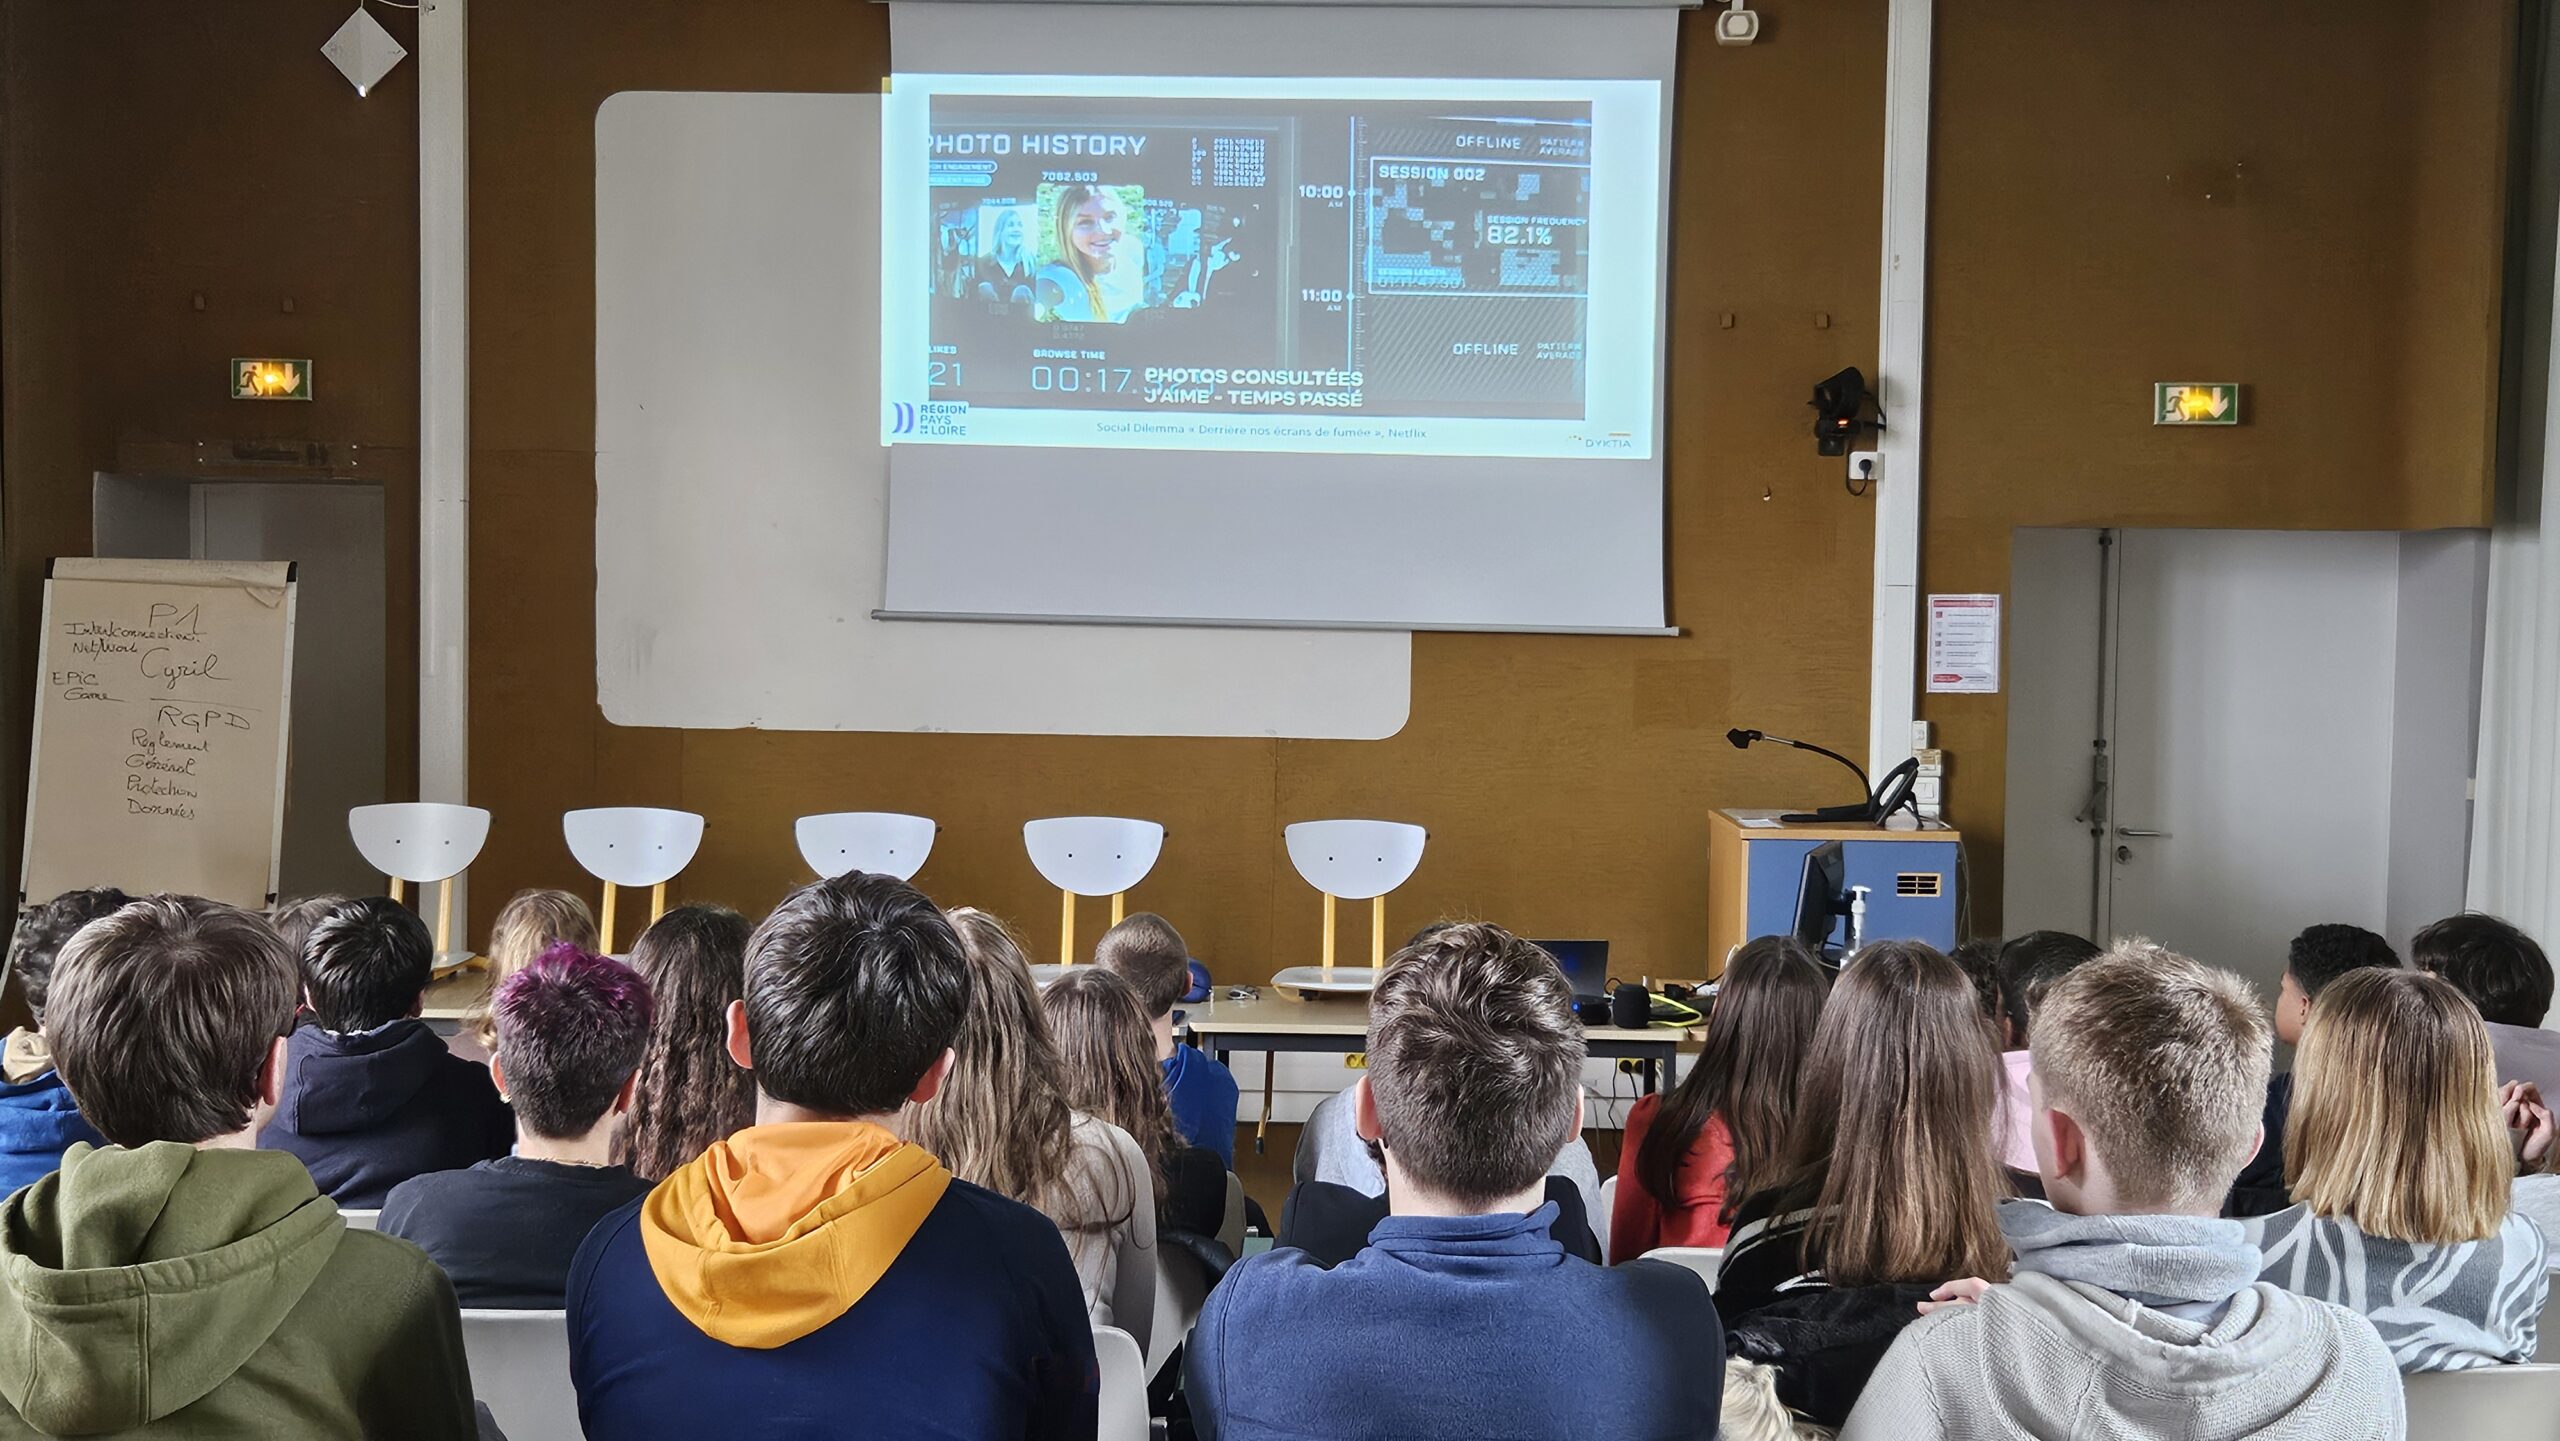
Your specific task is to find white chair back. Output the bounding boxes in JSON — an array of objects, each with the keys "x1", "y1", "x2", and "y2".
[
  {"x1": 347, "y1": 803, "x2": 489, "y2": 883},
  {"x1": 562, "y1": 807, "x2": 705, "y2": 888},
  {"x1": 338, "y1": 1208, "x2": 380, "y2": 1231},
  {"x1": 1218, "y1": 1171, "x2": 1248, "y2": 1256},
  {"x1": 1148, "y1": 1246, "x2": 1215, "y2": 1384},
  {"x1": 1595, "y1": 1175, "x2": 1618, "y2": 1259},
  {"x1": 795, "y1": 811, "x2": 936, "y2": 881},
  {"x1": 1023, "y1": 817, "x2": 1165, "y2": 896},
  {"x1": 2402, "y1": 1363, "x2": 2560, "y2": 1441},
  {"x1": 1093, "y1": 1323, "x2": 1149, "y2": 1441},
  {"x1": 1284, "y1": 819, "x2": 1426, "y2": 899},
  {"x1": 1639, "y1": 1245, "x2": 1722, "y2": 1291},
  {"x1": 459, "y1": 1308, "x2": 581, "y2": 1441}
]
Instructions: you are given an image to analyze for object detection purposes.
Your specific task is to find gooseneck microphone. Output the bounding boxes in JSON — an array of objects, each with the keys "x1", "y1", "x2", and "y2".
[{"x1": 1728, "y1": 728, "x2": 1878, "y2": 824}]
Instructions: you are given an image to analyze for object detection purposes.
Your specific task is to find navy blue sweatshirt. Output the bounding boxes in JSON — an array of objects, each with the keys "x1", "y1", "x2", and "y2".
[
  {"x1": 0, "y1": 1071, "x2": 101, "y2": 1196},
  {"x1": 1187, "y1": 1203, "x2": 1725, "y2": 1440},
  {"x1": 260, "y1": 1019, "x2": 514, "y2": 1208},
  {"x1": 568, "y1": 1178, "x2": 1097, "y2": 1441}
]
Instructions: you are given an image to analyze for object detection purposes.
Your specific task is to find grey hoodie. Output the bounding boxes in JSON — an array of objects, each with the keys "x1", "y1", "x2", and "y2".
[{"x1": 1840, "y1": 1270, "x2": 2404, "y2": 1440}]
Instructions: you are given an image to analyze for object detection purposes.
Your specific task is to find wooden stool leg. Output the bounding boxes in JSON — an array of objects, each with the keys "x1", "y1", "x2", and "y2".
[
  {"x1": 1060, "y1": 890, "x2": 1077, "y2": 968},
  {"x1": 1372, "y1": 895, "x2": 1386, "y2": 972},
  {"x1": 650, "y1": 881, "x2": 667, "y2": 926},
  {"x1": 1321, "y1": 893, "x2": 1337, "y2": 979},
  {"x1": 1256, "y1": 1050, "x2": 1275, "y2": 1153},
  {"x1": 388, "y1": 876, "x2": 406, "y2": 907},
  {"x1": 435, "y1": 876, "x2": 455, "y2": 963},
  {"x1": 1111, "y1": 892, "x2": 1125, "y2": 926},
  {"x1": 599, "y1": 883, "x2": 618, "y2": 957}
]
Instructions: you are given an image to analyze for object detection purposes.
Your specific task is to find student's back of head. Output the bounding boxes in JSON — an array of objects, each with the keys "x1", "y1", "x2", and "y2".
[
  {"x1": 265, "y1": 894, "x2": 348, "y2": 976},
  {"x1": 2029, "y1": 939, "x2": 2270, "y2": 1214},
  {"x1": 1365, "y1": 922, "x2": 1583, "y2": 1208},
  {"x1": 1996, "y1": 930, "x2": 2101, "y2": 1049},
  {"x1": 2287, "y1": 967, "x2": 2507, "y2": 1244},
  {"x1": 1093, "y1": 910, "x2": 1189, "y2": 1019},
  {"x1": 1777, "y1": 940, "x2": 2009, "y2": 1287},
  {"x1": 302, "y1": 897, "x2": 433, "y2": 1032},
  {"x1": 9, "y1": 886, "x2": 131, "y2": 1029},
  {"x1": 1635, "y1": 934, "x2": 1826, "y2": 1215},
  {"x1": 50, "y1": 896, "x2": 296, "y2": 1146},
  {"x1": 494, "y1": 943, "x2": 653, "y2": 1142},
  {"x1": 741, "y1": 871, "x2": 972, "y2": 1117},
  {"x1": 1042, "y1": 965, "x2": 1177, "y2": 1200},
  {"x1": 900, "y1": 908, "x2": 1074, "y2": 1208},
  {"x1": 618, "y1": 903, "x2": 755, "y2": 1181},
  {"x1": 2413, "y1": 911, "x2": 2551, "y2": 1029},
  {"x1": 1949, "y1": 936, "x2": 2004, "y2": 1028},
  {"x1": 470, "y1": 888, "x2": 599, "y2": 1051}
]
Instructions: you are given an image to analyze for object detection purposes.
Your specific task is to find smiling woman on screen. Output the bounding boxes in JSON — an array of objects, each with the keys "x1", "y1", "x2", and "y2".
[{"x1": 1037, "y1": 183, "x2": 1146, "y2": 324}]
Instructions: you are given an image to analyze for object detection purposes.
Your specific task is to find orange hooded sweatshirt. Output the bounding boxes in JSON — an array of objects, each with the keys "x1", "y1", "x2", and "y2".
[{"x1": 640, "y1": 1121, "x2": 951, "y2": 1349}]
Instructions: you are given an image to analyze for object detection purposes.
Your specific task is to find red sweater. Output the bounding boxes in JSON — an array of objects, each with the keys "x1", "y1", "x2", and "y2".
[{"x1": 1608, "y1": 1093, "x2": 1737, "y2": 1264}]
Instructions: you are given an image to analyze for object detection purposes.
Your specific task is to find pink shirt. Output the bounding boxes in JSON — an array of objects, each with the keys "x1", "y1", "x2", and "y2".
[{"x1": 1996, "y1": 1049, "x2": 2038, "y2": 1173}]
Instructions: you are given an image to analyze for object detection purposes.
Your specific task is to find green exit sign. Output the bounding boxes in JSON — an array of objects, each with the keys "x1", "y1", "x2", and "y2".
[
  {"x1": 2155, "y1": 382, "x2": 2239, "y2": 425},
  {"x1": 231, "y1": 358, "x2": 312, "y2": 401}
]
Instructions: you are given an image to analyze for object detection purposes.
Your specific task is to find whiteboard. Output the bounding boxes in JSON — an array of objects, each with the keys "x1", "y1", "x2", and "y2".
[
  {"x1": 20, "y1": 558, "x2": 298, "y2": 907},
  {"x1": 594, "y1": 90, "x2": 1411, "y2": 738}
]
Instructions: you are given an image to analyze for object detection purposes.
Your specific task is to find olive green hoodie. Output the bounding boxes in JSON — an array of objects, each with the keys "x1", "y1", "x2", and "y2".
[{"x1": 0, "y1": 1141, "x2": 476, "y2": 1438}]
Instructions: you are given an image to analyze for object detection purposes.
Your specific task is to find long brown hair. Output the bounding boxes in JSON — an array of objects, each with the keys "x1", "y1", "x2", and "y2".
[
  {"x1": 900, "y1": 910, "x2": 1082, "y2": 1216},
  {"x1": 2289, "y1": 967, "x2": 2510, "y2": 1244},
  {"x1": 1042, "y1": 966, "x2": 1176, "y2": 1205},
  {"x1": 613, "y1": 904, "x2": 754, "y2": 1181},
  {"x1": 1637, "y1": 936, "x2": 1827, "y2": 1219},
  {"x1": 1771, "y1": 939, "x2": 2010, "y2": 1287}
]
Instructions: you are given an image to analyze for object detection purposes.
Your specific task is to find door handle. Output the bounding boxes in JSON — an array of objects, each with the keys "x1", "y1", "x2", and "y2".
[{"x1": 2116, "y1": 828, "x2": 2170, "y2": 838}]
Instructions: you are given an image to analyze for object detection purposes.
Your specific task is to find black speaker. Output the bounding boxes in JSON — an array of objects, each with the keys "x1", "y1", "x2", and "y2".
[{"x1": 1610, "y1": 983, "x2": 1651, "y2": 1030}]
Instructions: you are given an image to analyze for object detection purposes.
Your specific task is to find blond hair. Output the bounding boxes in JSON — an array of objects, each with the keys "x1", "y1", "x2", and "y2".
[
  {"x1": 2286, "y1": 967, "x2": 2510, "y2": 1244},
  {"x1": 468, "y1": 888, "x2": 598, "y2": 1049},
  {"x1": 2030, "y1": 939, "x2": 2270, "y2": 1212},
  {"x1": 900, "y1": 909, "x2": 1088, "y2": 1221}
]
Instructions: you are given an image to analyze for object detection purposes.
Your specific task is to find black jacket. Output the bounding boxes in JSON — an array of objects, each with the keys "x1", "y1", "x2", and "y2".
[{"x1": 260, "y1": 1019, "x2": 514, "y2": 1208}]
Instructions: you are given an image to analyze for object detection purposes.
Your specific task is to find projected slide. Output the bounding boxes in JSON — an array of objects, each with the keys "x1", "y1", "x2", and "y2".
[{"x1": 880, "y1": 76, "x2": 1663, "y2": 459}]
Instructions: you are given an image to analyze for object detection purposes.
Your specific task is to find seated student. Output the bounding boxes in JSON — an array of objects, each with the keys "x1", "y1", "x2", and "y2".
[
  {"x1": 2, "y1": 896, "x2": 476, "y2": 1436},
  {"x1": 2416, "y1": 911, "x2": 2560, "y2": 1098},
  {"x1": 1095, "y1": 911, "x2": 1239, "y2": 1168},
  {"x1": 261, "y1": 897, "x2": 513, "y2": 1207},
  {"x1": 1042, "y1": 965, "x2": 1226, "y2": 1240},
  {"x1": 266, "y1": 893, "x2": 348, "y2": 972},
  {"x1": 2226, "y1": 923, "x2": 2399, "y2": 1217},
  {"x1": 1187, "y1": 923, "x2": 1723, "y2": 1441},
  {"x1": 613, "y1": 903, "x2": 757, "y2": 1182},
  {"x1": 1843, "y1": 942, "x2": 2401, "y2": 1439},
  {"x1": 454, "y1": 886, "x2": 599, "y2": 1065},
  {"x1": 0, "y1": 888, "x2": 121, "y2": 1192},
  {"x1": 2243, "y1": 966, "x2": 2549, "y2": 1369},
  {"x1": 1715, "y1": 941, "x2": 2010, "y2": 1430},
  {"x1": 382, "y1": 943, "x2": 656, "y2": 1307},
  {"x1": 1296, "y1": 1079, "x2": 1606, "y2": 1223},
  {"x1": 1991, "y1": 930, "x2": 2101, "y2": 1177},
  {"x1": 907, "y1": 910, "x2": 1156, "y2": 1335},
  {"x1": 1948, "y1": 936, "x2": 2004, "y2": 1027},
  {"x1": 1609, "y1": 935, "x2": 1826, "y2": 1261},
  {"x1": 568, "y1": 873, "x2": 1095, "y2": 1439}
]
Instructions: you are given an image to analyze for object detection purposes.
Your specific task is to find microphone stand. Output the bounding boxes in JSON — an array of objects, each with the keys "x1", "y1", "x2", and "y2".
[{"x1": 1728, "y1": 729, "x2": 1877, "y2": 823}]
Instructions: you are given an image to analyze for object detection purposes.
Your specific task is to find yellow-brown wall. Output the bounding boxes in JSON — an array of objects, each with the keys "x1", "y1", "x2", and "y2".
[{"x1": 0, "y1": 0, "x2": 2513, "y2": 960}]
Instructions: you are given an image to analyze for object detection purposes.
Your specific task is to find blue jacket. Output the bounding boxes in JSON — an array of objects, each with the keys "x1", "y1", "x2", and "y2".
[
  {"x1": 1187, "y1": 1203, "x2": 1725, "y2": 1440},
  {"x1": 259, "y1": 1019, "x2": 513, "y2": 1208},
  {"x1": 0, "y1": 1072, "x2": 102, "y2": 1196},
  {"x1": 1163, "y1": 1043, "x2": 1239, "y2": 1170},
  {"x1": 568, "y1": 1177, "x2": 1096, "y2": 1441}
]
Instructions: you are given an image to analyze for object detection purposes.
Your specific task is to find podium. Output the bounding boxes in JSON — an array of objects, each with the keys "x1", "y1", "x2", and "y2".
[{"x1": 1706, "y1": 808, "x2": 1960, "y2": 970}]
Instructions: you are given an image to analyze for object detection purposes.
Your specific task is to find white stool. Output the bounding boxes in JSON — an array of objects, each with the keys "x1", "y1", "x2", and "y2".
[
  {"x1": 1023, "y1": 817, "x2": 1165, "y2": 970},
  {"x1": 795, "y1": 812, "x2": 936, "y2": 882},
  {"x1": 562, "y1": 807, "x2": 704, "y2": 954},
  {"x1": 346, "y1": 803, "x2": 489, "y2": 965},
  {"x1": 1278, "y1": 819, "x2": 1426, "y2": 991}
]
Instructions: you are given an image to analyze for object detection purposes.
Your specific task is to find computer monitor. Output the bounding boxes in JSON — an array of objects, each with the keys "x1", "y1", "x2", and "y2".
[
  {"x1": 1792, "y1": 841, "x2": 1851, "y2": 960},
  {"x1": 1531, "y1": 939, "x2": 1609, "y2": 990}
]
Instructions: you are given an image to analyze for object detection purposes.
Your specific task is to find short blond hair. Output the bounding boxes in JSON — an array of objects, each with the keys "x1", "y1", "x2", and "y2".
[
  {"x1": 2286, "y1": 967, "x2": 2509, "y2": 1244},
  {"x1": 2029, "y1": 939, "x2": 2270, "y2": 1212},
  {"x1": 469, "y1": 888, "x2": 599, "y2": 1049}
]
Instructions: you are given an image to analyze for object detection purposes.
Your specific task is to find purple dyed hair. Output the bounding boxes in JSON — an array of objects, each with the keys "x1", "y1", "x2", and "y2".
[{"x1": 492, "y1": 941, "x2": 657, "y2": 1139}]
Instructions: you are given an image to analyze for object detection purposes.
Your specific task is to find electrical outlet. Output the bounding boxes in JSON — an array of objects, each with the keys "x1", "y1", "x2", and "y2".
[
  {"x1": 1344, "y1": 1053, "x2": 1366, "y2": 1069},
  {"x1": 1849, "y1": 450, "x2": 1882, "y2": 485},
  {"x1": 1617, "y1": 1058, "x2": 1644, "y2": 1075},
  {"x1": 1910, "y1": 721, "x2": 1931, "y2": 752}
]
